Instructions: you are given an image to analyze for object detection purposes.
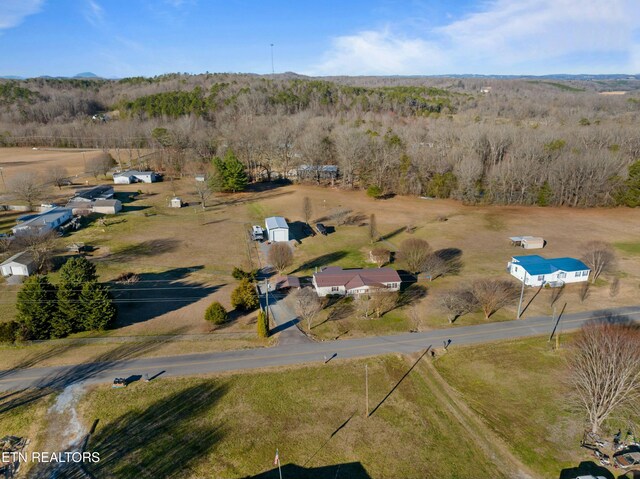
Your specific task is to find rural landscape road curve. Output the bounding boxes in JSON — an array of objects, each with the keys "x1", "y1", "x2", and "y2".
[{"x1": 0, "y1": 305, "x2": 639, "y2": 392}]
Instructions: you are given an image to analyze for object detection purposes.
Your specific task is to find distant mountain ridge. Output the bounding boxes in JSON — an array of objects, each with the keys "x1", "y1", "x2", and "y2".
[{"x1": 0, "y1": 72, "x2": 639, "y2": 81}]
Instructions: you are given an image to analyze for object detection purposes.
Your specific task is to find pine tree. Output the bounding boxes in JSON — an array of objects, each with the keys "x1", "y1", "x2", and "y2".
[
  {"x1": 222, "y1": 150, "x2": 248, "y2": 192},
  {"x1": 257, "y1": 310, "x2": 269, "y2": 338},
  {"x1": 16, "y1": 276, "x2": 58, "y2": 340},
  {"x1": 55, "y1": 256, "x2": 98, "y2": 334},
  {"x1": 78, "y1": 282, "x2": 117, "y2": 331},
  {"x1": 231, "y1": 279, "x2": 259, "y2": 311}
]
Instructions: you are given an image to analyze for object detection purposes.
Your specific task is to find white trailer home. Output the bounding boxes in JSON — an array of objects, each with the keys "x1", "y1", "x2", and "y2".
[
  {"x1": 12, "y1": 207, "x2": 73, "y2": 236},
  {"x1": 507, "y1": 255, "x2": 590, "y2": 287},
  {"x1": 113, "y1": 170, "x2": 159, "y2": 184},
  {"x1": 265, "y1": 216, "x2": 289, "y2": 242},
  {"x1": 1, "y1": 251, "x2": 35, "y2": 278}
]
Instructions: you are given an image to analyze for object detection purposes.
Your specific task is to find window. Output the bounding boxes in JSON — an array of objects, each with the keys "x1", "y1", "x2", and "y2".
[
  {"x1": 537, "y1": 275, "x2": 544, "y2": 281},
  {"x1": 558, "y1": 272, "x2": 566, "y2": 279},
  {"x1": 331, "y1": 286, "x2": 339, "y2": 292}
]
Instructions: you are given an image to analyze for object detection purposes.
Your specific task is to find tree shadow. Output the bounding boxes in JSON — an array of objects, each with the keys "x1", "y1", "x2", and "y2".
[
  {"x1": 379, "y1": 227, "x2": 406, "y2": 242},
  {"x1": 586, "y1": 310, "x2": 640, "y2": 329},
  {"x1": 313, "y1": 302, "x2": 355, "y2": 329},
  {"x1": 250, "y1": 462, "x2": 371, "y2": 479},
  {"x1": 0, "y1": 341, "x2": 79, "y2": 380},
  {"x1": 558, "y1": 461, "x2": 614, "y2": 479},
  {"x1": 32, "y1": 382, "x2": 227, "y2": 479},
  {"x1": 397, "y1": 284, "x2": 427, "y2": 308},
  {"x1": 110, "y1": 266, "x2": 220, "y2": 326},
  {"x1": 0, "y1": 332, "x2": 185, "y2": 415},
  {"x1": 292, "y1": 251, "x2": 348, "y2": 273},
  {"x1": 97, "y1": 238, "x2": 181, "y2": 263},
  {"x1": 368, "y1": 346, "x2": 431, "y2": 418}
]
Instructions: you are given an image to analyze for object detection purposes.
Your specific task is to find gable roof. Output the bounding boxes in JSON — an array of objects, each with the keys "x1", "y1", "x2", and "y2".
[
  {"x1": 314, "y1": 267, "x2": 401, "y2": 289},
  {"x1": 73, "y1": 185, "x2": 113, "y2": 200},
  {"x1": 512, "y1": 255, "x2": 589, "y2": 275},
  {"x1": 13, "y1": 207, "x2": 72, "y2": 230},
  {"x1": 1, "y1": 250, "x2": 35, "y2": 267},
  {"x1": 265, "y1": 216, "x2": 288, "y2": 230},
  {"x1": 92, "y1": 199, "x2": 121, "y2": 207},
  {"x1": 113, "y1": 170, "x2": 154, "y2": 177}
]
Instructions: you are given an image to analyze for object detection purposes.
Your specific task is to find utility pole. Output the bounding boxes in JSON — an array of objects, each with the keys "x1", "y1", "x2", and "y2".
[
  {"x1": 365, "y1": 364, "x2": 369, "y2": 418},
  {"x1": 265, "y1": 279, "x2": 270, "y2": 322},
  {"x1": 516, "y1": 271, "x2": 526, "y2": 319},
  {"x1": 270, "y1": 43, "x2": 275, "y2": 74},
  {"x1": 0, "y1": 167, "x2": 5, "y2": 191}
]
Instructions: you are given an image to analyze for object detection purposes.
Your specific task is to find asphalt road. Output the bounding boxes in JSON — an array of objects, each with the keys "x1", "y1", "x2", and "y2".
[{"x1": 1, "y1": 305, "x2": 638, "y2": 392}]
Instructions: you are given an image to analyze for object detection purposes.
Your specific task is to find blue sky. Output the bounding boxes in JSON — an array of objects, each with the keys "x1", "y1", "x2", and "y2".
[{"x1": 1, "y1": 0, "x2": 639, "y2": 77}]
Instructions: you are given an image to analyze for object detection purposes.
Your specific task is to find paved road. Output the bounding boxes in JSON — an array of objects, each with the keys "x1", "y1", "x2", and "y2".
[{"x1": 1, "y1": 305, "x2": 638, "y2": 392}]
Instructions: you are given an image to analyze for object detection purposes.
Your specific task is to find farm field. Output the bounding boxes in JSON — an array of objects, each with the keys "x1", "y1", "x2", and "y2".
[{"x1": 3, "y1": 334, "x2": 622, "y2": 479}]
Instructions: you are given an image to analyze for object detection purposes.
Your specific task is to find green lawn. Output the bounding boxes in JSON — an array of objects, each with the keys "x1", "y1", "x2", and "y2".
[
  {"x1": 81, "y1": 356, "x2": 504, "y2": 479},
  {"x1": 614, "y1": 241, "x2": 640, "y2": 255}
]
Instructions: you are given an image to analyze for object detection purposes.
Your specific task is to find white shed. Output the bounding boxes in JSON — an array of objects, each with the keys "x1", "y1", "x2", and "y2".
[
  {"x1": 170, "y1": 197, "x2": 183, "y2": 208},
  {"x1": 92, "y1": 199, "x2": 122, "y2": 214},
  {"x1": 1, "y1": 251, "x2": 36, "y2": 278},
  {"x1": 265, "y1": 216, "x2": 289, "y2": 242}
]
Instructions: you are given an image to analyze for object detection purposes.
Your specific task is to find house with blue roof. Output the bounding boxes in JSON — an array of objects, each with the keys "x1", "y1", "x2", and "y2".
[{"x1": 507, "y1": 255, "x2": 590, "y2": 287}]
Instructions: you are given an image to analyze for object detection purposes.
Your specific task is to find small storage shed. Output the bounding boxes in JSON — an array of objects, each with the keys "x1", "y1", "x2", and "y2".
[
  {"x1": 509, "y1": 236, "x2": 545, "y2": 249},
  {"x1": 265, "y1": 216, "x2": 289, "y2": 242},
  {"x1": 0, "y1": 251, "x2": 35, "y2": 278},
  {"x1": 92, "y1": 199, "x2": 122, "y2": 214},
  {"x1": 170, "y1": 197, "x2": 183, "y2": 208}
]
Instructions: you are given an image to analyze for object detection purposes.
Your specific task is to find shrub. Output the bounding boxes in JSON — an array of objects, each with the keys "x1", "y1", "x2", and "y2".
[
  {"x1": 231, "y1": 279, "x2": 259, "y2": 311},
  {"x1": 0, "y1": 321, "x2": 19, "y2": 343},
  {"x1": 232, "y1": 267, "x2": 258, "y2": 282},
  {"x1": 366, "y1": 185, "x2": 383, "y2": 199},
  {"x1": 257, "y1": 310, "x2": 269, "y2": 338},
  {"x1": 205, "y1": 302, "x2": 228, "y2": 325}
]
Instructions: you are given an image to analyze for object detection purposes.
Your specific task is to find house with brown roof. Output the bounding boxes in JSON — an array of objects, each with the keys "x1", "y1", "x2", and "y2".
[{"x1": 312, "y1": 266, "x2": 401, "y2": 297}]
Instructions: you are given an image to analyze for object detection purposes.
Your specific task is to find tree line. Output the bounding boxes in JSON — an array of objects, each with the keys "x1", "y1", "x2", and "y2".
[{"x1": 0, "y1": 74, "x2": 639, "y2": 207}]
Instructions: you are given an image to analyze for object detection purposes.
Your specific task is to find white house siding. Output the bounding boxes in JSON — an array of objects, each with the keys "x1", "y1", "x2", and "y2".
[
  {"x1": 508, "y1": 263, "x2": 589, "y2": 286},
  {"x1": 113, "y1": 175, "x2": 133, "y2": 184},
  {"x1": 268, "y1": 228, "x2": 289, "y2": 242}
]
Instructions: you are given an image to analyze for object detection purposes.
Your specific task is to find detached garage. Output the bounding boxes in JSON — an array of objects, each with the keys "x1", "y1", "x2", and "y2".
[
  {"x1": 265, "y1": 216, "x2": 289, "y2": 242},
  {"x1": 1, "y1": 251, "x2": 36, "y2": 278}
]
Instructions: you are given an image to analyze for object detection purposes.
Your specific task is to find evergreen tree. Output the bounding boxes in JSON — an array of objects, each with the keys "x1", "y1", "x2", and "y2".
[
  {"x1": 55, "y1": 256, "x2": 98, "y2": 334},
  {"x1": 537, "y1": 181, "x2": 553, "y2": 206},
  {"x1": 617, "y1": 159, "x2": 640, "y2": 207},
  {"x1": 209, "y1": 150, "x2": 248, "y2": 193},
  {"x1": 16, "y1": 276, "x2": 57, "y2": 340},
  {"x1": 231, "y1": 279, "x2": 259, "y2": 311},
  {"x1": 78, "y1": 282, "x2": 117, "y2": 331},
  {"x1": 205, "y1": 301, "x2": 228, "y2": 325},
  {"x1": 257, "y1": 310, "x2": 269, "y2": 338}
]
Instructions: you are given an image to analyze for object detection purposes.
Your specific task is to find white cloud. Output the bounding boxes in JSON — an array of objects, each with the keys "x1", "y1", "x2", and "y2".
[
  {"x1": 84, "y1": 0, "x2": 104, "y2": 26},
  {"x1": 0, "y1": 0, "x2": 44, "y2": 31},
  {"x1": 311, "y1": 0, "x2": 640, "y2": 75}
]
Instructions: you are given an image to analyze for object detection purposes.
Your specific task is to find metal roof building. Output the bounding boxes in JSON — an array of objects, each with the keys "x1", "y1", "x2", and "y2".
[
  {"x1": 508, "y1": 255, "x2": 590, "y2": 287},
  {"x1": 265, "y1": 216, "x2": 289, "y2": 242}
]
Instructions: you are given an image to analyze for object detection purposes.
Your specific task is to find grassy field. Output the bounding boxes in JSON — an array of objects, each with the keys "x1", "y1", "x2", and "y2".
[{"x1": 78, "y1": 355, "x2": 505, "y2": 479}]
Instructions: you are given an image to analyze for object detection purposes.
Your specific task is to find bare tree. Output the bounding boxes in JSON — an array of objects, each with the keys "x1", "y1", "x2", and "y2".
[
  {"x1": 268, "y1": 243, "x2": 293, "y2": 273},
  {"x1": 569, "y1": 322, "x2": 640, "y2": 434},
  {"x1": 290, "y1": 287, "x2": 323, "y2": 330},
  {"x1": 369, "y1": 247, "x2": 391, "y2": 267},
  {"x1": 581, "y1": 241, "x2": 616, "y2": 283},
  {"x1": 302, "y1": 196, "x2": 312, "y2": 225},
  {"x1": 609, "y1": 278, "x2": 620, "y2": 298},
  {"x1": 471, "y1": 279, "x2": 519, "y2": 319},
  {"x1": 400, "y1": 238, "x2": 432, "y2": 274},
  {"x1": 15, "y1": 230, "x2": 58, "y2": 273},
  {"x1": 370, "y1": 291, "x2": 398, "y2": 318},
  {"x1": 368, "y1": 214, "x2": 378, "y2": 244},
  {"x1": 86, "y1": 154, "x2": 115, "y2": 179},
  {"x1": 6, "y1": 171, "x2": 44, "y2": 211},
  {"x1": 194, "y1": 178, "x2": 213, "y2": 210},
  {"x1": 329, "y1": 207, "x2": 351, "y2": 226},
  {"x1": 45, "y1": 165, "x2": 69, "y2": 190},
  {"x1": 438, "y1": 288, "x2": 478, "y2": 323}
]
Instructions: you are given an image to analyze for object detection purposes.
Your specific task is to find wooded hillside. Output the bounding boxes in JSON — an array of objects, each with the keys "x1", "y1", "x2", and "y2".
[{"x1": 1, "y1": 73, "x2": 639, "y2": 207}]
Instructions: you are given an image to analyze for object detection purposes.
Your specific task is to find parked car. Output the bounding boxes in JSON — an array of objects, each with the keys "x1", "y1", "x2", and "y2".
[
  {"x1": 112, "y1": 378, "x2": 127, "y2": 388},
  {"x1": 315, "y1": 223, "x2": 327, "y2": 236}
]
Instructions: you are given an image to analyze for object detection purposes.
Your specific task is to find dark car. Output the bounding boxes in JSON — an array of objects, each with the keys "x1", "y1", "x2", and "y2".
[{"x1": 315, "y1": 223, "x2": 328, "y2": 236}]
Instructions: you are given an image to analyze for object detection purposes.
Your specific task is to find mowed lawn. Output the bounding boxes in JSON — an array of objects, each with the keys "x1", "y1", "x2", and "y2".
[{"x1": 80, "y1": 356, "x2": 504, "y2": 479}]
